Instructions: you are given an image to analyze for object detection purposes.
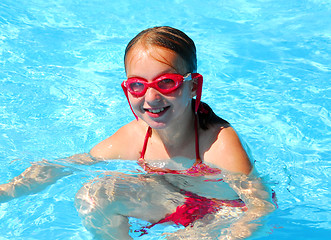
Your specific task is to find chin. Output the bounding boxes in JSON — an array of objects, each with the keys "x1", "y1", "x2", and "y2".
[
  {"x1": 145, "y1": 120, "x2": 168, "y2": 129},
  {"x1": 138, "y1": 115, "x2": 168, "y2": 129}
]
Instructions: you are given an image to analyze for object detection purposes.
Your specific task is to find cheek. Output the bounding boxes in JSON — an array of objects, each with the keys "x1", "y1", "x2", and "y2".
[
  {"x1": 128, "y1": 95, "x2": 142, "y2": 110},
  {"x1": 177, "y1": 84, "x2": 193, "y2": 101},
  {"x1": 171, "y1": 87, "x2": 192, "y2": 108}
]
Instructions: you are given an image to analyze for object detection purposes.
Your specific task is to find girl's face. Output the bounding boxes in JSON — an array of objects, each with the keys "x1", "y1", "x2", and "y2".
[{"x1": 125, "y1": 45, "x2": 195, "y2": 129}]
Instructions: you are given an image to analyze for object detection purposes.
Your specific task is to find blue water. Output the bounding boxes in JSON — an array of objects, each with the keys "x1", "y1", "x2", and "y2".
[{"x1": 0, "y1": 0, "x2": 330, "y2": 239}]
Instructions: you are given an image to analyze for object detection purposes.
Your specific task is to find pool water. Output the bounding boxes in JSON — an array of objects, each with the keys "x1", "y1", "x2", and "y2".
[{"x1": 0, "y1": 0, "x2": 330, "y2": 239}]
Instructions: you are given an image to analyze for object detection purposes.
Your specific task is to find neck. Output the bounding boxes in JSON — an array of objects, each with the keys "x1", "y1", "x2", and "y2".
[{"x1": 152, "y1": 108, "x2": 196, "y2": 150}]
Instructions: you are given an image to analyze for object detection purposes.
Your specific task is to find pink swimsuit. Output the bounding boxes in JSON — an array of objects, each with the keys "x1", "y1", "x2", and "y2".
[{"x1": 136, "y1": 117, "x2": 248, "y2": 235}]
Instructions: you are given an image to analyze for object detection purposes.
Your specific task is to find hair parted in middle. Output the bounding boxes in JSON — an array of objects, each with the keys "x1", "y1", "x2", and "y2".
[{"x1": 124, "y1": 26, "x2": 197, "y2": 73}]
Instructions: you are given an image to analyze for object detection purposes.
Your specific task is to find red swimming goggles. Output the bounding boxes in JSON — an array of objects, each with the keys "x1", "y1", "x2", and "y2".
[{"x1": 121, "y1": 73, "x2": 203, "y2": 120}]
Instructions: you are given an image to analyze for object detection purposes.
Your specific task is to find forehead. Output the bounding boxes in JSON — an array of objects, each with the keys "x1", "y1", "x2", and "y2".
[{"x1": 125, "y1": 44, "x2": 188, "y2": 75}]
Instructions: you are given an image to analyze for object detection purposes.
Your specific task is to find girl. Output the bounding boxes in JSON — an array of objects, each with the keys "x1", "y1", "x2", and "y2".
[
  {"x1": 0, "y1": 26, "x2": 276, "y2": 239},
  {"x1": 75, "y1": 26, "x2": 276, "y2": 239}
]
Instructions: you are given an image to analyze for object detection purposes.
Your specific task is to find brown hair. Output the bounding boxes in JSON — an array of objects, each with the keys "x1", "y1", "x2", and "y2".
[
  {"x1": 124, "y1": 26, "x2": 197, "y2": 73},
  {"x1": 193, "y1": 100, "x2": 229, "y2": 130}
]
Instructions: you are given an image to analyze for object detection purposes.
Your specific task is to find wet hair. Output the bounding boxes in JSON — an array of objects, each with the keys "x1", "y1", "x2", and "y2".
[
  {"x1": 193, "y1": 100, "x2": 229, "y2": 130},
  {"x1": 124, "y1": 26, "x2": 228, "y2": 129},
  {"x1": 124, "y1": 26, "x2": 197, "y2": 73}
]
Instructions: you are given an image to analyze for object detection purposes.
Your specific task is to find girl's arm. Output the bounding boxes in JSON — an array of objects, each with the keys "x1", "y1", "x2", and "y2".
[
  {"x1": 208, "y1": 126, "x2": 276, "y2": 239},
  {"x1": 0, "y1": 153, "x2": 102, "y2": 203},
  {"x1": 0, "y1": 122, "x2": 137, "y2": 204},
  {"x1": 221, "y1": 171, "x2": 276, "y2": 239}
]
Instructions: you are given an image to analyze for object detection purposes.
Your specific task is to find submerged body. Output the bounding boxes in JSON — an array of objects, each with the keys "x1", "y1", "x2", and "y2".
[
  {"x1": 75, "y1": 112, "x2": 274, "y2": 239},
  {"x1": 75, "y1": 154, "x2": 274, "y2": 239}
]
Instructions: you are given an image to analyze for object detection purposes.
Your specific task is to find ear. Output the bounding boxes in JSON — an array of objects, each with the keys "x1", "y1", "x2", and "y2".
[{"x1": 190, "y1": 77, "x2": 198, "y2": 98}]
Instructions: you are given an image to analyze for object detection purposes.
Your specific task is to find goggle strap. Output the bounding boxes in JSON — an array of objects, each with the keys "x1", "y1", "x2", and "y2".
[
  {"x1": 192, "y1": 73, "x2": 203, "y2": 114},
  {"x1": 121, "y1": 82, "x2": 138, "y2": 121}
]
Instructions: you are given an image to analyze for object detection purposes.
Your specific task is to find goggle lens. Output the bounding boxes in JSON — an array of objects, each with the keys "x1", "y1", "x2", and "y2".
[
  {"x1": 129, "y1": 82, "x2": 145, "y2": 93},
  {"x1": 157, "y1": 78, "x2": 176, "y2": 89}
]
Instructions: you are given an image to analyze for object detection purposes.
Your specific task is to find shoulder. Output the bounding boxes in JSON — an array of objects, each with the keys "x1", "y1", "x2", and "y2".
[
  {"x1": 89, "y1": 121, "x2": 146, "y2": 160},
  {"x1": 203, "y1": 124, "x2": 253, "y2": 175}
]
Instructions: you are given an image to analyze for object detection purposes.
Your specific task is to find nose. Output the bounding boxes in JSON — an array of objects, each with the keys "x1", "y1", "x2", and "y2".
[{"x1": 144, "y1": 87, "x2": 162, "y2": 103}]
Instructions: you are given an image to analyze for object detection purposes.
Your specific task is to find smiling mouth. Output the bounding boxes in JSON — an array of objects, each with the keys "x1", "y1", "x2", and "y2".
[
  {"x1": 147, "y1": 108, "x2": 165, "y2": 113},
  {"x1": 144, "y1": 106, "x2": 170, "y2": 115}
]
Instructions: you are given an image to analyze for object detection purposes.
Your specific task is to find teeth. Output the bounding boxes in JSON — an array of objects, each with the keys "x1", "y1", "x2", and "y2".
[{"x1": 148, "y1": 108, "x2": 164, "y2": 113}]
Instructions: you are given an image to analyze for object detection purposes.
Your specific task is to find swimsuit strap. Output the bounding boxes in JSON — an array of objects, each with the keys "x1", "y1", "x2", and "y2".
[
  {"x1": 139, "y1": 114, "x2": 201, "y2": 163},
  {"x1": 139, "y1": 126, "x2": 152, "y2": 160},
  {"x1": 194, "y1": 113, "x2": 202, "y2": 165}
]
